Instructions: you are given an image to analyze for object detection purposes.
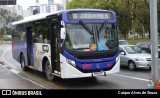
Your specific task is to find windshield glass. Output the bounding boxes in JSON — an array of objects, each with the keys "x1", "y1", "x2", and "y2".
[
  {"x1": 64, "y1": 23, "x2": 118, "y2": 52},
  {"x1": 124, "y1": 46, "x2": 145, "y2": 54}
]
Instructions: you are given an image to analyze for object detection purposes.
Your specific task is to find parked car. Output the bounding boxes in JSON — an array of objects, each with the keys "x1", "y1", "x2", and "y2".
[
  {"x1": 136, "y1": 41, "x2": 151, "y2": 53},
  {"x1": 136, "y1": 41, "x2": 160, "y2": 58},
  {"x1": 119, "y1": 45, "x2": 151, "y2": 70},
  {"x1": 119, "y1": 40, "x2": 129, "y2": 45}
]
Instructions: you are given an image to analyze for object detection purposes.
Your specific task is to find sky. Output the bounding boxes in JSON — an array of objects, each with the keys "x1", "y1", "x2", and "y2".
[{"x1": 17, "y1": 0, "x2": 60, "y2": 10}]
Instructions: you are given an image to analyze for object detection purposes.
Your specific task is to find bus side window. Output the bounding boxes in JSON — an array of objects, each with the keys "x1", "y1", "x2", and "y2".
[{"x1": 32, "y1": 32, "x2": 38, "y2": 43}]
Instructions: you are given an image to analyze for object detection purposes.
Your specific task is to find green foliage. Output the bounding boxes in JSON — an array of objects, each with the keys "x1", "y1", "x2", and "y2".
[
  {"x1": 0, "y1": 8, "x2": 23, "y2": 36},
  {"x1": 126, "y1": 38, "x2": 160, "y2": 45}
]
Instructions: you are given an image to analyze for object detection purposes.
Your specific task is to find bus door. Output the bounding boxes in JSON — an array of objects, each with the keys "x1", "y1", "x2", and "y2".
[
  {"x1": 50, "y1": 20, "x2": 60, "y2": 72},
  {"x1": 26, "y1": 26, "x2": 34, "y2": 66}
]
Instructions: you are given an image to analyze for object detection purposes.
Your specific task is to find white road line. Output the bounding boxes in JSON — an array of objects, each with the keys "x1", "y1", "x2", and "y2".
[
  {"x1": 10, "y1": 69, "x2": 20, "y2": 74},
  {"x1": 113, "y1": 74, "x2": 149, "y2": 82},
  {"x1": 16, "y1": 73, "x2": 48, "y2": 89},
  {"x1": 2, "y1": 47, "x2": 13, "y2": 68}
]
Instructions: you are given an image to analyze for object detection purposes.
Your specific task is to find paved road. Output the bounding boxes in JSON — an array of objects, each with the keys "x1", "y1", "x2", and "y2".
[
  {"x1": 0, "y1": 64, "x2": 45, "y2": 89},
  {"x1": 0, "y1": 44, "x2": 46, "y2": 89},
  {"x1": 3, "y1": 45, "x2": 151, "y2": 89}
]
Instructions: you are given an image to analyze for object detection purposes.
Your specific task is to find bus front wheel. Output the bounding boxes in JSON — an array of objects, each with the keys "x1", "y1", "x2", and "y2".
[
  {"x1": 45, "y1": 61, "x2": 55, "y2": 81},
  {"x1": 20, "y1": 55, "x2": 28, "y2": 71}
]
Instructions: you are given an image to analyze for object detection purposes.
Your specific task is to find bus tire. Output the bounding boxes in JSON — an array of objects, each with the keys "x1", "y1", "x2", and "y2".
[
  {"x1": 45, "y1": 60, "x2": 55, "y2": 81},
  {"x1": 20, "y1": 55, "x2": 28, "y2": 71}
]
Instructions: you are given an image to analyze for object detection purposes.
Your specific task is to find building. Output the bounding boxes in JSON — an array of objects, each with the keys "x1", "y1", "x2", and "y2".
[
  {"x1": 60, "y1": 0, "x2": 71, "y2": 10},
  {"x1": 29, "y1": 6, "x2": 40, "y2": 15},
  {"x1": 48, "y1": 0, "x2": 54, "y2": 13},
  {"x1": 23, "y1": 8, "x2": 32, "y2": 18},
  {"x1": 50, "y1": 3, "x2": 60, "y2": 13},
  {"x1": 10, "y1": 5, "x2": 23, "y2": 16},
  {"x1": 40, "y1": 4, "x2": 47, "y2": 13}
]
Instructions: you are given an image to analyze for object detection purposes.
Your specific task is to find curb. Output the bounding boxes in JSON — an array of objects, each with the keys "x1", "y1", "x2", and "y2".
[
  {"x1": 1, "y1": 47, "x2": 48, "y2": 89},
  {"x1": 2, "y1": 47, "x2": 17, "y2": 70}
]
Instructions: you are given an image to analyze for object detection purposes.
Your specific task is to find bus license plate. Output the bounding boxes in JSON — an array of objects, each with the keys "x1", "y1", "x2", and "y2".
[{"x1": 93, "y1": 72, "x2": 104, "y2": 76}]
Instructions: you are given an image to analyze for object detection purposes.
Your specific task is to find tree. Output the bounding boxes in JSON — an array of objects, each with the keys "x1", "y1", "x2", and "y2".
[
  {"x1": 134, "y1": 0, "x2": 150, "y2": 38},
  {"x1": 0, "y1": 8, "x2": 23, "y2": 36}
]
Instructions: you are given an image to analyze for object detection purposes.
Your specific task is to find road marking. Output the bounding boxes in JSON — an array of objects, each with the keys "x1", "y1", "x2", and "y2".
[
  {"x1": 16, "y1": 73, "x2": 48, "y2": 89},
  {"x1": 10, "y1": 69, "x2": 20, "y2": 74},
  {"x1": 20, "y1": 71, "x2": 64, "y2": 89},
  {"x1": 113, "y1": 74, "x2": 149, "y2": 82}
]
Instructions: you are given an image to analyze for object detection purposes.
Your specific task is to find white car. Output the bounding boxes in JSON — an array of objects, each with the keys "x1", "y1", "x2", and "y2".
[{"x1": 119, "y1": 45, "x2": 151, "y2": 70}]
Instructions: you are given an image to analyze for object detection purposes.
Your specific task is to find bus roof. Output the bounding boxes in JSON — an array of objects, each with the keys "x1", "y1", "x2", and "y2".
[
  {"x1": 12, "y1": 11, "x2": 61, "y2": 25},
  {"x1": 12, "y1": 9, "x2": 115, "y2": 25}
]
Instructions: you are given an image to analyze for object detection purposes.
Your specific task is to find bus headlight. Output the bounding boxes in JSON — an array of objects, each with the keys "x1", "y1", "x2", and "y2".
[{"x1": 66, "y1": 59, "x2": 76, "y2": 67}]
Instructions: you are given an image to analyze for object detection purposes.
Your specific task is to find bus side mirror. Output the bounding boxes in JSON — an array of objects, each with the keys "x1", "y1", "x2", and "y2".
[{"x1": 61, "y1": 28, "x2": 66, "y2": 39}]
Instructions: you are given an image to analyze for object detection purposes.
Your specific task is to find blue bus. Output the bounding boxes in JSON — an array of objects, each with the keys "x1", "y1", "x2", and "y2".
[{"x1": 12, "y1": 9, "x2": 120, "y2": 80}]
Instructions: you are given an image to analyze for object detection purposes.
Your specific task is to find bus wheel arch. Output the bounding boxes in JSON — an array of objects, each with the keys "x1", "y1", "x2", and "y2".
[
  {"x1": 42, "y1": 57, "x2": 48, "y2": 72},
  {"x1": 20, "y1": 52, "x2": 23, "y2": 63}
]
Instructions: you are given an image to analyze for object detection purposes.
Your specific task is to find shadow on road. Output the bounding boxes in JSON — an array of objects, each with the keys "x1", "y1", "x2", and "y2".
[{"x1": 120, "y1": 66, "x2": 151, "y2": 72}]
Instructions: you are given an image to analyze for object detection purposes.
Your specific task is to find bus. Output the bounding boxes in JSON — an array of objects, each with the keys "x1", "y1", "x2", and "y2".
[{"x1": 12, "y1": 9, "x2": 120, "y2": 81}]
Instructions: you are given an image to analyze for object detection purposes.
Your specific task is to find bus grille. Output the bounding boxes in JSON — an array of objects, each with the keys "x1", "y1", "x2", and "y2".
[{"x1": 77, "y1": 53, "x2": 115, "y2": 60}]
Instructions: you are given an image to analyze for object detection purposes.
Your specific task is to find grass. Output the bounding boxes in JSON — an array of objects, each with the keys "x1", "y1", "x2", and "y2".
[{"x1": 125, "y1": 38, "x2": 160, "y2": 45}]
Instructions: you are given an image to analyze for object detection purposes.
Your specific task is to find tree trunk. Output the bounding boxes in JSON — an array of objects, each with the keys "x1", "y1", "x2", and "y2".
[{"x1": 142, "y1": 22, "x2": 145, "y2": 39}]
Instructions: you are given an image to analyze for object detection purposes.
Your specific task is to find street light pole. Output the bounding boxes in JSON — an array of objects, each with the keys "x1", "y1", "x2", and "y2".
[{"x1": 150, "y1": 0, "x2": 159, "y2": 87}]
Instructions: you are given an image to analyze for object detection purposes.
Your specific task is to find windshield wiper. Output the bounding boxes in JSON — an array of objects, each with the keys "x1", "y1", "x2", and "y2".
[
  {"x1": 99, "y1": 21, "x2": 107, "y2": 32},
  {"x1": 96, "y1": 25, "x2": 100, "y2": 42},
  {"x1": 79, "y1": 20, "x2": 93, "y2": 35},
  {"x1": 91, "y1": 26, "x2": 95, "y2": 43}
]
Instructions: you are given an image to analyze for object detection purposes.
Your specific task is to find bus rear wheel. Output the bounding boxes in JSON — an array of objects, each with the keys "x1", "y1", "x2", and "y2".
[
  {"x1": 20, "y1": 55, "x2": 28, "y2": 71},
  {"x1": 45, "y1": 61, "x2": 55, "y2": 81}
]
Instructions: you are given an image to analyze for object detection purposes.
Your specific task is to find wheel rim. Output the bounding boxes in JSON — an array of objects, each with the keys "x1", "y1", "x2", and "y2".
[
  {"x1": 129, "y1": 62, "x2": 135, "y2": 70},
  {"x1": 45, "y1": 62, "x2": 53, "y2": 80}
]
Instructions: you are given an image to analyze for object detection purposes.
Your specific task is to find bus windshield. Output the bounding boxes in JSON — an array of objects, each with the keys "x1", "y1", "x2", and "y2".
[{"x1": 65, "y1": 23, "x2": 118, "y2": 52}]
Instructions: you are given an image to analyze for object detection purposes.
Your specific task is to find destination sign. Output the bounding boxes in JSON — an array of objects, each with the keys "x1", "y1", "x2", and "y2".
[{"x1": 68, "y1": 12, "x2": 114, "y2": 20}]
